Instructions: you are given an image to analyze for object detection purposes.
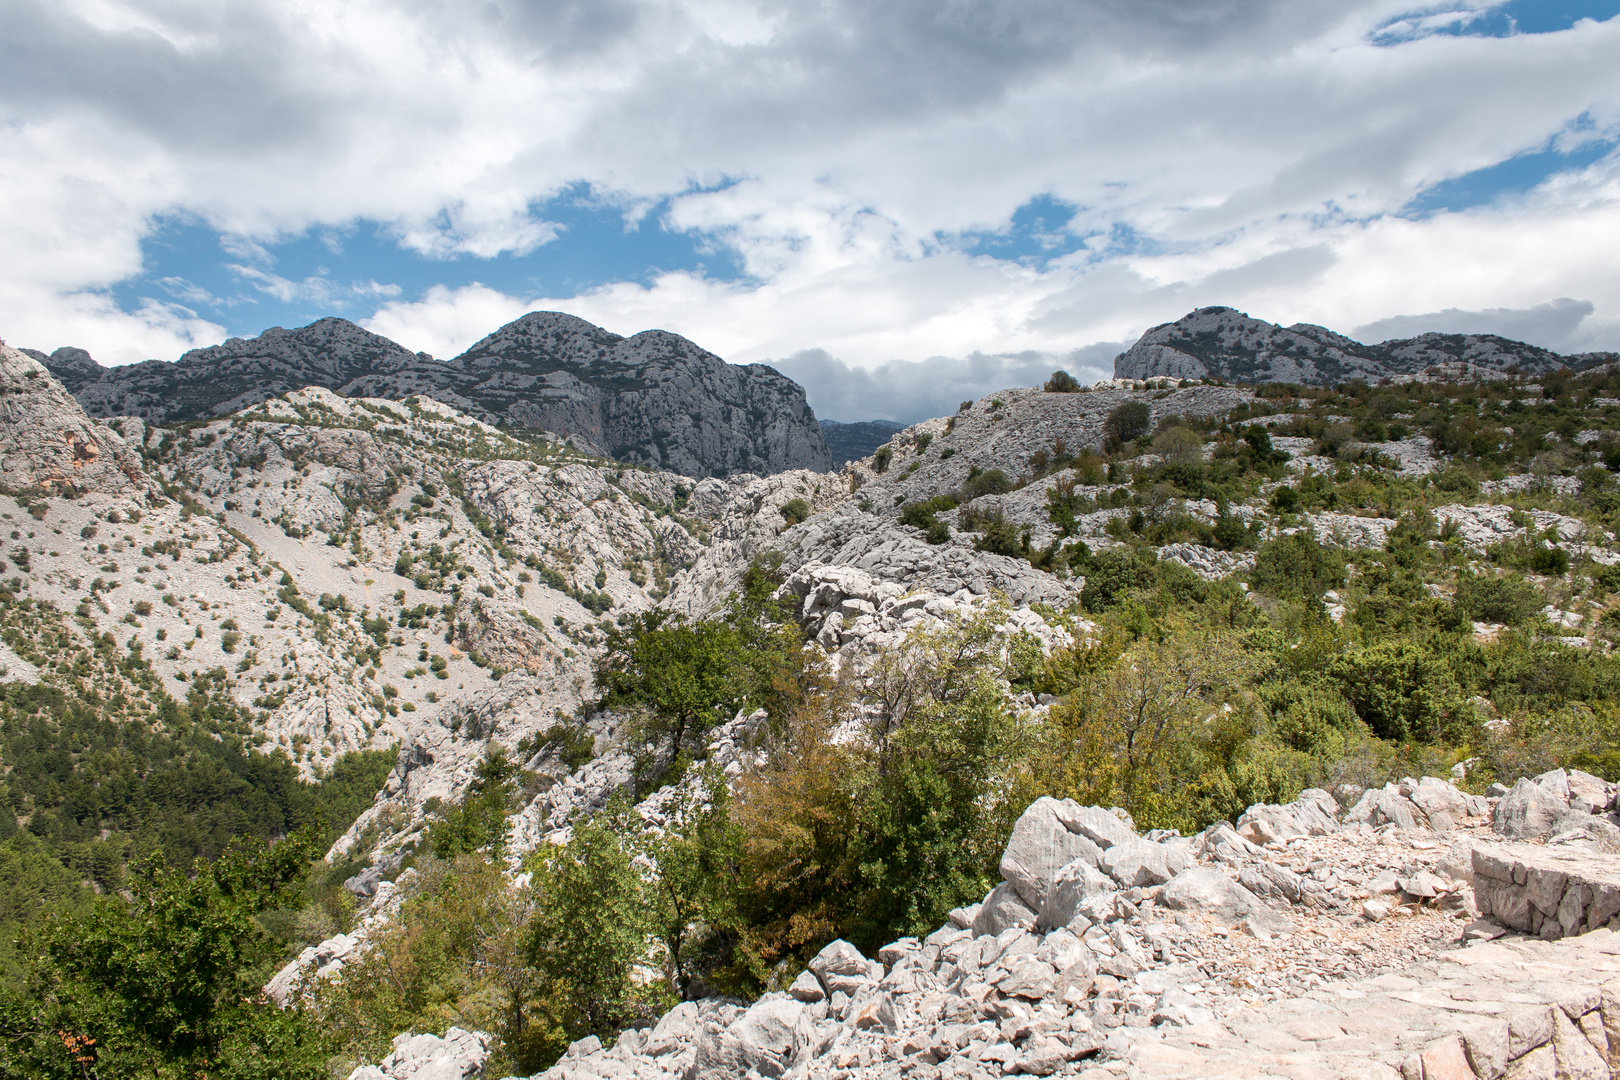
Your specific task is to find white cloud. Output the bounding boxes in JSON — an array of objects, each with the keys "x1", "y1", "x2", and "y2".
[
  {"x1": 1352, "y1": 298, "x2": 1596, "y2": 349},
  {"x1": 3, "y1": 0, "x2": 1620, "y2": 383}
]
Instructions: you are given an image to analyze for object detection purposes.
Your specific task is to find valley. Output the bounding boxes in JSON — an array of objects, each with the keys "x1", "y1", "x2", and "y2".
[{"x1": 4, "y1": 311, "x2": 1620, "y2": 1079}]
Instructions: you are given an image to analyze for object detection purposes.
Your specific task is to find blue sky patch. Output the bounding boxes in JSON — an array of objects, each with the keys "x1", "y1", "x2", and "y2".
[
  {"x1": 110, "y1": 185, "x2": 748, "y2": 355},
  {"x1": 948, "y1": 194, "x2": 1092, "y2": 267},
  {"x1": 1371, "y1": 0, "x2": 1619, "y2": 44},
  {"x1": 1403, "y1": 134, "x2": 1616, "y2": 216}
]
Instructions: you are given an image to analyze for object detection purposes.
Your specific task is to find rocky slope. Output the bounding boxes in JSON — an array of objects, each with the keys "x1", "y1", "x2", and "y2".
[
  {"x1": 1115, "y1": 306, "x2": 1617, "y2": 385},
  {"x1": 4, "y1": 359, "x2": 1620, "y2": 867},
  {"x1": 340, "y1": 768, "x2": 1620, "y2": 1080},
  {"x1": 0, "y1": 342, "x2": 154, "y2": 497},
  {"x1": 17, "y1": 323, "x2": 1620, "y2": 1076},
  {"x1": 29, "y1": 312, "x2": 832, "y2": 478}
]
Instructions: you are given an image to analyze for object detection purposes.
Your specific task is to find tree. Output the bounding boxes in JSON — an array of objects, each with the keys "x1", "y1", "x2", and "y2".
[
  {"x1": 643, "y1": 771, "x2": 743, "y2": 998},
  {"x1": 0, "y1": 828, "x2": 329, "y2": 1079},
  {"x1": 597, "y1": 611, "x2": 742, "y2": 758},
  {"x1": 1152, "y1": 425, "x2": 1203, "y2": 465},
  {"x1": 428, "y1": 744, "x2": 519, "y2": 859},
  {"x1": 1060, "y1": 624, "x2": 1256, "y2": 828},
  {"x1": 525, "y1": 805, "x2": 660, "y2": 1048},
  {"x1": 1044, "y1": 370, "x2": 1081, "y2": 393},
  {"x1": 1104, "y1": 401, "x2": 1152, "y2": 445}
]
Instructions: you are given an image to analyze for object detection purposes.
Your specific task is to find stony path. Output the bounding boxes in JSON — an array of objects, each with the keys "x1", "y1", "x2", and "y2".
[{"x1": 1103, "y1": 927, "x2": 1620, "y2": 1080}]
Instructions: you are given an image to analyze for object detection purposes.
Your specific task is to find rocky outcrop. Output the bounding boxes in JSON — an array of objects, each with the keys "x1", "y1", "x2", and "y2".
[
  {"x1": 0, "y1": 343, "x2": 154, "y2": 497},
  {"x1": 1114, "y1": 305, "x2": 1613, "y2": 385},
  {"x1": 1472, "y1": 842, "x2": 1620, "y2": 939},
  {"x1": 525, "y1": 774, "x2": 1620, "y2": 1080},
  {"x1": 348, "y1": 1027, "x2": 491, "y2": 1080},
  {"x1": 39, "y1": 312, "x2": 832, "y2": 478}
]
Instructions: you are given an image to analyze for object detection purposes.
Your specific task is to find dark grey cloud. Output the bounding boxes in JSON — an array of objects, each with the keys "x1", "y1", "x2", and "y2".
[
  {"x1": 1352, "y1": 298, "x2": 1595, "y2": 350},
  {"x1": 767, "y1": 341, "x2": 1122, "y2": 424},
  {"x1": 0, "y1": 1, "x2": 338, "y2": 152}
]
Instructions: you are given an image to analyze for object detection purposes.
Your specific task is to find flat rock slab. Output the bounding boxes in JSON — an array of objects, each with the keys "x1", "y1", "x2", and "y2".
[
  {"x1": 1138, "y1": 929, "x2": 1620, "y2": 1080},
  {"x1": 1472, "y1": 842, "x2": 1620, "y2": 939}
]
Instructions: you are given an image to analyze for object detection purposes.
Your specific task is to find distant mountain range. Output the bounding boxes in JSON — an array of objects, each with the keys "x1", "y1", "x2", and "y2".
[
  {"x1": 1114, "y1": 306, "x2": 1617, "y2": 385},
  {"x1": 25, "y1": 313, "x2": 830, "y2": 479},
  {"x1": 819, "y1": 419, "x2": 904, "y2": 466}
]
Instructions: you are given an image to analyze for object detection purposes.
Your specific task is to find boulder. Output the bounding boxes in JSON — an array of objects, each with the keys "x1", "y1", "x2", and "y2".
[
  {"x1": 727, "y1": 998, "x2": 809, "y2": 1078},
  {"x1": 1344, "y1": 784, "x2": 1424, "y2": 830},
  {"x1": 808, "y1": 939, "x2": 871, "y2": 995},
  {"x1": 346, "y1": 1027, "x2": 491, "y2": 1080},
  {"x1": 787, "y1": 970, "x2": 825, "y2": 1003},
  {"x1": 1159, "y1": 867, "x2": 1294, "y2": 934},
  {"x1": 999, "y1": 797, "x2": 1105, "y2": 910},
  {"x1": 996, "y1": 956, "x2": 1059, "y2": 1000},
  {"x1": 1496, "y1": 778, "x2": 1570, "y2": 839},
  {"x1": 1039, "y1": 859, "x2": 1118, "y2": 931},
  {"x1": 974, "y1": 882, "x2": 1039, "y2": 937},
  {"x1": 1099, "y1": 839, "x2": 1193, "y2": 888},
  {"x1": 1054, "y1": 803, "x2": 1138, "y2": 850},
  {"x1": 1235, "y1": 789, "x2": 1339, "y2": 845},
  {"x1": 1195, "y1": 821, "x2": 1267, "y2": 864}
]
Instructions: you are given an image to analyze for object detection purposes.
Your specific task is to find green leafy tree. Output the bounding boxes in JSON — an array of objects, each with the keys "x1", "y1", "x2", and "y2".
[
  {"x1": 1104, "y1": 400, "x2": 1151, "y2": 445},
  {"x1": 0, "y1": 828, "x2": 328, "y2": 1080},
  {"x1": 525, "y1": 804, "x2": 661, "y2": 1049},
  {"x1": 644, "y1": 771, "x2": 744, "y2": 998},
  {"x1": 598, "y1": 611, "x2": 742, "y2": 756},
  {"x1": 1043, "y1": 370, "x2": 1081, "y2": 393},
  {"x1": 428, "y1": 744, "x2": 519, "y2": 859}
]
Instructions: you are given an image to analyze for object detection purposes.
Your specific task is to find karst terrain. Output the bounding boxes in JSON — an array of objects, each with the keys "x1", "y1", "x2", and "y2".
[{"x1": 4, "y1": 309, "x2": 1620, "y2": 1080}]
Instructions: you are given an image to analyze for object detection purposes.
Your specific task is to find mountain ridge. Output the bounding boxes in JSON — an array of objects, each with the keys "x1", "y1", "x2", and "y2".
[
  {"x1": 27, "y1": 312, "x2": 832, "y2": 479},
  {"x1": 1114, "y1": 305, "x2": 1618, "y2": 385}
]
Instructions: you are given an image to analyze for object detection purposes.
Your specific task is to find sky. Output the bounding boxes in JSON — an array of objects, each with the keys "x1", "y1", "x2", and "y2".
[{"x1": 3, "y1": 0, "x2": 1619, "y2": 422}]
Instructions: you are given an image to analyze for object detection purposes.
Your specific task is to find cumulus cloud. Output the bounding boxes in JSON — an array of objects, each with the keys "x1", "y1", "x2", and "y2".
[{"x1": 4, "y1": 0, "x2": 1620, "y2": 369}]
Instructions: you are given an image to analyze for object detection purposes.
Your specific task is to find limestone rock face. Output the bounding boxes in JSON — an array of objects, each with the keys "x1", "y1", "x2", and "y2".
[
  {"x1": 1496, "y1": 777, "x2": 1572, "y2": 839},
  {"x1": 39, "y1": 312, "x2": 831, "y2": 478},
  {"x1": 0, "y1": 344, "x2": 153, "y2": 496},
  {"x1": 347, "y1": 1026, "x2": 491, "y2": 1080},
  {"x1": 1114, "y1": 306, "x2": 1615, "y2": 386}
]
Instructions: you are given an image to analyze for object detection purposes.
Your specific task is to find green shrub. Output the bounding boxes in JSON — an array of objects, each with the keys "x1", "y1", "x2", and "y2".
[
  {"x1": 872, "y1": 447, "x2": 892, "y2": 473},
  {"x1": 960, "y1": 468, "x2": 1013, "y2": 501},
  {"x1": 1429, "y1": 468, "x2": 1479, "y2": 496},
  {"x1": 972, "y1": 511, "x2": 1023, "y2": 557},
  {"x1": 1326, "y1": 639, "x2": 1463, "y2": 743},
  {"x1": 1080, "y1": 548, "x2": 1158, "y2": 612},
  {"x1": 1263, "y1": 681, "x2": 1363, "y2": 753},
  {"x1": 1044, "y1": 370, "x2": 1081, "y2": 393},
  {"x1": 1250, "y1": 532, "x2": 1346, "y2": 599},
  {"x1": 1454, "y1": 573, "x2": 1540, "y2": 625},
  {"x1": 1270, "y1": 485, "x2": 1300, "y2": 513},
  {"x1": 1530, "y1": 544, "x2": 1569, "y2": 576},
  {"x1": 1103, "y1": 400, "x2": 1151, "y2": 445},
  {"x1": 779, "y1": 498, "x2": 812, "y2": 525}
]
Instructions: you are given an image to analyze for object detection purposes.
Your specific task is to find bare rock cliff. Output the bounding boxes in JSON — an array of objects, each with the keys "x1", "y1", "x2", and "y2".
[
  {"x1": 36, "y1": 312, "x2": 831, "y2": 479},
  {"x1": 0, "y1": 343, "x2": 153, "y2": 497}
]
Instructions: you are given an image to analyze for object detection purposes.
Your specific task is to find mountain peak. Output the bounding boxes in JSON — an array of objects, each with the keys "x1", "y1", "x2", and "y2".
[
  {"x1": 1116, "y1": 307, "x2": 1613, "y2": 385},
  {"x1": 34, "y1": 313, "x2": 831, "y2": 478}
]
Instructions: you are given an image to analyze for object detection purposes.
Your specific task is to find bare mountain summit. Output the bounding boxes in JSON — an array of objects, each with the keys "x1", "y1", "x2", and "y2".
[
  {"x1": 33, "y1": 313, "x2": 831, "y2": 478},
  {"x1": 1115, "y1": 305, "x2": 1617, "y2": 385}
]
